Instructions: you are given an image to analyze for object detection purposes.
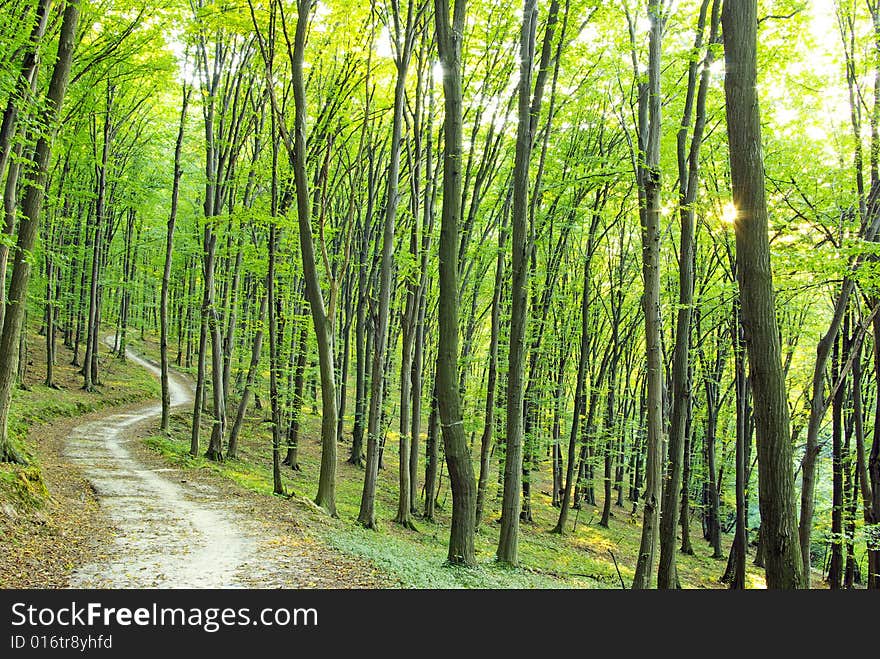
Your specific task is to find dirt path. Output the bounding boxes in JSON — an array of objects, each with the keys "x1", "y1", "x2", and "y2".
[
  {"x1": 65, "y1": 342, "x2": 389, "y2": 588},
  {"x1": 66, "y1": 344, "x2": 252, "y2": 587}
]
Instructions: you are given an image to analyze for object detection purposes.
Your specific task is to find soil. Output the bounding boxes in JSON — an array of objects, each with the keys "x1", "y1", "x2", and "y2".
[{"x1": 0, "y1": 405, "x2": 115, "y2": 588}]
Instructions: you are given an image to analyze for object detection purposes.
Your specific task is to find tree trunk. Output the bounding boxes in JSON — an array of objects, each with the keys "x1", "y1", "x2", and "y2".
[
  {"x1": 828, "y1": 331, "x2": 845, "y2": 589},
  {"x1": 0, "y1": 0, "x2": 80, "y2": 463},
  {"x1": 268, "y1": 221, "x2": 284, "y2": 496},
  {"x1": 800, "y1": 279, "x2": 855, "y2": 586},
  {"x1": 632, "y1": 0, "x2": 665, "y2": 590},
  {"x1": 221, "y1": 235, "x2": 243, "y2": 406},
  {"x1": 658, "y1": 0, "x2": 718, "y2": 589},
  {"x1": 191, "y1": 314, "x2": 208, "y2": 456},
  {"x1": 722, "y1": 0, "x2": 804, "y2": 588},
  {"x1": 497, "y1": 0, "x2": 537, "y2": 566},
  {"x1": 0, "y1": 0, "x2": 51, "y2": 335},
  {"x1": 83, "y1": 83, "x2": 113, "y2": 392},
  {"x1": 553, "y1": 192, "x2": 603, "y2": 533},
  {"x1": 434, "y1": 0, "x2": 477, "y2": 565},
  {"x1": 359, "y1": 7, "x2": 415, "y2": 528},
  {"x1": 285, "y1": 320, "x2": 308, "y2": 471},
  {"x1": 476, "y1": 206, "x2": 508, "y2": 530},
  {"x1": 423, "y1": 385, "x2": 440, "y2": 521},
  {"x1": 228, "y1": 292, "x2": 267, "y2": 459},
  {"x1": 160, "y1": 85, "x2": 190, "y2": 431},
  {"x1": 868, "y1": 311, "x2": 880, "y2": 587},
  {"x1": 290, "y1": 0, "x2": 337, "y2": 515},
  {"x1": 679, "y1": 409, "x2": 694, "y2": 556}
]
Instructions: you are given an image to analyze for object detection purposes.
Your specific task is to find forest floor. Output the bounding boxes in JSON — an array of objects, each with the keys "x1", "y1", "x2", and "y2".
[
  {"x1": 0, "y1": 326, "x2": 392, "y2": 588},
  {"x1": 0, "y1": 324, "x2": 788, "y2": 589},
  {"x1": 0, "y1": 324, "x2": 158, "y2": 587},
  {"x1": 127, "y1": 334, "x2": 774, "y2": 589}
]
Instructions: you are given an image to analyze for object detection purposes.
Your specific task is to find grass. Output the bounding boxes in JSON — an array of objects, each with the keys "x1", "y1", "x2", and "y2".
[{"x1": 143, "y1": 388, "x2": 766, "y2": 589}]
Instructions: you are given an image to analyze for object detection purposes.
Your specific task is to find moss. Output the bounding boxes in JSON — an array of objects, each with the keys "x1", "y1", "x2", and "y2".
[{"x1": 0, "y1": 464, "x2": 48, "y2": 511}]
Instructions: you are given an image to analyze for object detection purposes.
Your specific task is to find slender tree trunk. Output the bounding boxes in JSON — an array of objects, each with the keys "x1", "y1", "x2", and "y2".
[
  {"x1": 553, "y1": 196, "x2": 603, "y2": 533},
  {"x1": 228, "y1": 293, "x2": 267, "y2": 458},
  {"x1": 722, "y1": 294, "x2": 750, "y2": 587},
  {"x1": 336, "y1": 280, "x2": 352, "y2": 454},
  {"x1": 222, "y1": 236, "x2": 243, "y2": 405},
  {"x1": 202, "y1": 224, "x2": 225, "y2": 461},
  {"x1": 434, "y1": 0, "x2": 477, "y2": 564},
  {"x1": 800, "y1": 280, "x2": 855, "y2": 585},
  {"x1": 409, "y1": 83, "x2": 435, "y2": 513},
  {"x1": 0, "y1": 141, "x2": 25, "y2": 335},
  {"x1": 350, "y1": 266, "x2": 367, "y2": 466},
  {"x1": 658, "y1": 0, "x2": 718, "y2": 589},
  {"x1": 423, "y1": 385, "x2": 440, "y2": 521},
  {"x1": 497, "y1": 0, "x2": 538, "y2": 566},
  {"x1": 867, "y1": 311, "x2": 880, "y2": 587},
  {"x1": 845, "y1": 331, "x2": 864, "y2": 587},
  {"x1": 160, "y1": 85, "x2": 190, "y2": 431},
  {"x1": 0, "y1": 0, "x2": 79, "y2": 463},
  {"x1": 285, "y1": 320, "x2": 307, "y2": 471},
  {"x1": 0, "y1": 0, "x2": 51, "y2": 191},
  {"x1": 268, "y1": 220, "x2": 284, "y2": 495},
  {"x1": 679, "y1": 416, "x2": 694, "y2": 555},
  {"x1": 475, "y1": 206, "x2": 508, "y2": 530},
  {"x1": 722, "y1": 0, "x2": 804, "y2": 588},
  {"x1": 359, "y1": 8, "x2": 415, "y2": 528},
  {"x1": 191, "y1": 314, "x2": 207, "y2": 456},
  {"x1": 290, "y1": 0, "x2": 337, "y2": 515},
  {"x1": 828, "y1": 331, "x2": 845, "y2": 589},
  {"x1": 600, "y1": 336, "x2": 620, "y2": 528},
  {"x1": 632, "y1": 0, "x2": 665, "y2": 590},
  {"x1": 0, "y1": 0, "x2": 51, "y2": 334},
  {"x1": 83, "y1": 84, "x2": 113, "y2": 392},
  {"x1": 705, "y1": 376, "x2": 723, "y2": 558},
  {"x1": 185, "y1": 258, "x2": 195, "y2": 369}
]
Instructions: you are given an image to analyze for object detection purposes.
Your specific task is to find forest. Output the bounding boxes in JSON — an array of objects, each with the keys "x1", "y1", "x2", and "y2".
[{"x1": 0, "y1": 0, "x2": 878, "y2": 591}]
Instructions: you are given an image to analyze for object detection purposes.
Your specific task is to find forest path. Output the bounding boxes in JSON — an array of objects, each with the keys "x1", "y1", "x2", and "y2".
[
  {"x1": 61, "y1": 339, "x2": 361, "y2": 588},
  {"x1": 65, "y1": 340, "x2": 259, "y2": 587}
]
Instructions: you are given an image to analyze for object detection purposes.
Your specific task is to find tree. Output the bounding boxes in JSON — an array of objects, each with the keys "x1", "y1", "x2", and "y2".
[
  {"x1": 658, "y1": 0, "x2": 720, "y2": 589},
  {"x1": 434, "y1": 0, "x2": 477, "y2": 565},
  {"x1": 631, "y1": 0, "x2": 666, "y2": 590},
  {"x1": 0, "y1": 0, "x2": 80, "y2": 463},
  {"x1": 358, "y1": 0, "x2": 418, "y2": 530},
  {"x1": 721, "y1": 0, "x2": 804, "y2": 589},
  {"x1": 160, "y1": 82, "x2": 191, "y2": 432},
  {"x1": 497, "y1": 0, "x2": 538, "y2": 566}
]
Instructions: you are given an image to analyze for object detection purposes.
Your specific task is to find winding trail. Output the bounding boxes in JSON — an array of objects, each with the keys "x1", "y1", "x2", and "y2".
[{"x1": 66, "y1": 342, "x2": 269, "y2": 588}]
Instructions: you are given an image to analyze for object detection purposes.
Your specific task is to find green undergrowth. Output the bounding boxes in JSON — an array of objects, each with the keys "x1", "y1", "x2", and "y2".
[
  {"x1": 144, "y1": 422, "x2": 298, "y2": 497},
  {"x1": 0, "y1": 465, "x2": 48, "y2": 510},
  {"x1": 326, "y1": 525, "x2": 596, "y2": 588},
  {"x1": 146, "y1": 422, "x2": 606, "y2": 588},
  {"x1": 146, "y1": 406, "x2": 758, "y2": 589},
  {"x1": 131, "y1": 329, "x2": 763, "y2": 589}
]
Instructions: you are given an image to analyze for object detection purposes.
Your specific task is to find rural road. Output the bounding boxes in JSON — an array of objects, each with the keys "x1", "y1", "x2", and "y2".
[{"x1": 65, "y1": 340, "x2": 260, "y2": 588}]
